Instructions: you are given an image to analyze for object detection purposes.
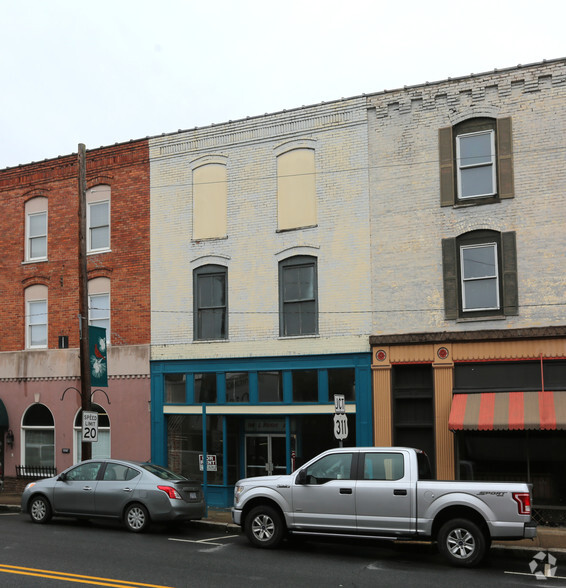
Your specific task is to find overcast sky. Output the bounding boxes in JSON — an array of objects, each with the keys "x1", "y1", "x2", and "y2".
[{"x1": 1, "y1": 0, "x2": 564, "y2": 169}]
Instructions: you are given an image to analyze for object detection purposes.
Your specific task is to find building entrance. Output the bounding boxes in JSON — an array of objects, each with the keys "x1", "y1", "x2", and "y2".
[{"x1": 245, "y1": 434, "x2": 296, "y2": 478}]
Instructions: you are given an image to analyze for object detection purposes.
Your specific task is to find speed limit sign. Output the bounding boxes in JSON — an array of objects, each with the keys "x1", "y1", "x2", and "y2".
[{"x1": 82, "y1": 411, "x2": 98, "y2": 443}]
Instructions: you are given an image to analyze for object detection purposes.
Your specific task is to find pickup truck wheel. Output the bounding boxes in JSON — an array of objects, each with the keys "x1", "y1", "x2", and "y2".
[
  {"x1": 245, "y1": 505, "x2": 285, "y2": 548},
  {"x1": 438, "y1": 518, "x2": 487, "y2": 567}
]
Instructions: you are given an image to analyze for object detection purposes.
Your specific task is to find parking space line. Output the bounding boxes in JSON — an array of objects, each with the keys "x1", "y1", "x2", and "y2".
[{"x1": 168, "y1": 535, "x2": 239, "y2": 547}]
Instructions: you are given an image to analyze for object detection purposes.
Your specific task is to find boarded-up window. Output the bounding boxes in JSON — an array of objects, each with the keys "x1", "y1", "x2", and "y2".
[
  {"x1": 193, "y1": 164, "x2": 227, "y2": 240},
  {"x1": 277, "y1": 149, "x2": 316, "y2": 231}
]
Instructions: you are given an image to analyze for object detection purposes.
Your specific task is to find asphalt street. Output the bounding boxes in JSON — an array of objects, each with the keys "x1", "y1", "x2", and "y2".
[{"x1": 1, "y1": 511, "x2": 565, "y2": 587}]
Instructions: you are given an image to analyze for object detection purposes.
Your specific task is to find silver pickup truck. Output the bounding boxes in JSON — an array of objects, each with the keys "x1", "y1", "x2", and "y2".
[{"x1": 232, "y1": 446, "x2": 536, "y2": 567}]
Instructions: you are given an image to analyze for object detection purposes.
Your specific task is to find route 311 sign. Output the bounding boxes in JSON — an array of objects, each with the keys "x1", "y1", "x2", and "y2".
[
  {"x1": 82, "y1": 411, "x2": 98, "y2": 443},
  {"x1": 333, "y1": 394, "x2": 348, "y2": 441}
]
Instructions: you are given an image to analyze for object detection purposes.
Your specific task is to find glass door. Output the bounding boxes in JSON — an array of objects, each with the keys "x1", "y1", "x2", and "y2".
[{"x1": 245, "y1": 434, "x2": 295, "y2": 478}]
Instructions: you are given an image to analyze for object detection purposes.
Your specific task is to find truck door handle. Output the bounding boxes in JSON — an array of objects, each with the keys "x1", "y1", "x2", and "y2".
[
  {"x1": 340, "y1": 488, "x2": 352, "y2": 494},
  {"x1": 394, "y1": 489, "x2": 407, "y2": 496}
]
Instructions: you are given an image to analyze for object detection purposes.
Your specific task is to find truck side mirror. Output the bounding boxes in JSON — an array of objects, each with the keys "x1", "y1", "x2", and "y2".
[{"x1": 295, "y1": 469, "x2": 307, "y2": 484}]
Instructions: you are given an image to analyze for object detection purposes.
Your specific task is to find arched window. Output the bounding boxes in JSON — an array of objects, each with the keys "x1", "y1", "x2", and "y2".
[
  {"x1": 442, "y1": 230, "x2": 518, "y2": 319},
  {"x1": 73, "y1": 403, "x2": 111, "y2": 461},
  {"x1": 193, "y1": 164, "x2": 227, "y2": 240},
  {"x1": 87, "y1": 185, "x2": 111, "y2": 252},
  {"x1": 193, "y1": 264, "x2": 228, "y2": 341},
  {"x1": 88, "y1": 277, "x2": 111, "y2": 341},
  {"x1": 25, "y1": 284, "x2": 48, "y2": 349},
  {"x1": 22, "y1": 404, "x2": 54, "y2": 468},
  {"x1": 279, "y1": 255, "x2": 318, "y2": 336},
  {"x1": 25, "y1": 197, "x2": 48, "y2": 261},
  {"x1": 277, "y1": 148, "x2": 316, "y2": 231}
]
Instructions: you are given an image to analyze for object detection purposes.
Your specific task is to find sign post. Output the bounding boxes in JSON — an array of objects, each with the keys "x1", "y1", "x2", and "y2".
[{"x1": 333, "y1": 394, "x2": 348, "y2": 447}]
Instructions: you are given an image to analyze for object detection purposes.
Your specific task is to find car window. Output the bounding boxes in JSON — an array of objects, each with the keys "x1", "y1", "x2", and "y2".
[
  {"x1": 304, "y1": 453, "x2": 353, "y2": 484},
  {"x1": 65, "y1": 462, "x2": 102, "y2": 482},
  {"x1": 140, "y1": 463, "x2": 188, "y2": 481},
  {"x1": 363, "y1": 453, "x2": 404, "y2": 481},
  {"x1": 103, "y1": 464, "x2": 137, "y2": 482}
]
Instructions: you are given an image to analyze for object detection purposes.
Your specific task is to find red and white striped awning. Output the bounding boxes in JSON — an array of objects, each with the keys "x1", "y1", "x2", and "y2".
[{"x1": 448, "y1": 391, "x2": 566, "y2": 431}]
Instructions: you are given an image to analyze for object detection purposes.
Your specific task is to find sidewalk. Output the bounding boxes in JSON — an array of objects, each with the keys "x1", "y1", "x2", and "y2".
[{"x1": 3, "y1": 492, "x2": 565, "y2": 561}]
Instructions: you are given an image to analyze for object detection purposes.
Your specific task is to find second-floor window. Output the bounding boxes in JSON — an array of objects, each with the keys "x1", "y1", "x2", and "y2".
[
  {"x1": 279, "y1": 255, "x2": 318, "y2": 336},
  {"x1": 193, "y1": 265, "x2": 228, "y2": 341},
  {"x1": 25, "y1": 284, "x2": 48, "y2": 349}
]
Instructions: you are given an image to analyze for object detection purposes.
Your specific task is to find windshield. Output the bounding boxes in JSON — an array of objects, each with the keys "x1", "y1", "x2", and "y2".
[{"x1": 141, "y1": 463, "x2": 189, "y2": 481}]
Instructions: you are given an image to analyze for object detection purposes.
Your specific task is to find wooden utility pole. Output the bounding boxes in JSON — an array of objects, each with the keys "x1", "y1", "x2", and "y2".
[{"x1": 78, "y1": 144, "x2": 92, "y2": 461}]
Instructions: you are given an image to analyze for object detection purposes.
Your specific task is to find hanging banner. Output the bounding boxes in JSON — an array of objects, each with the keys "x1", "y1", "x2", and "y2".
[{"x1": 89, "y1": 325, "x2": 108, "y2": 387}]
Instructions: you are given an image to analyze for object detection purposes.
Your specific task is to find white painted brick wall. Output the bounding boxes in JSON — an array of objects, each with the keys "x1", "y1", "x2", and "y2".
[
  {"x1": 367, "y1": 60, "x2": 566, "y2": 334},
  {"x1": 150, "y1": 99, "x2": 372, "y2": 360}
]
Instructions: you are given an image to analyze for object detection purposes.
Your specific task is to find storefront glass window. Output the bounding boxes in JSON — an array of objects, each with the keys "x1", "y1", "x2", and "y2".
[
  {"x1": 164, "y1": 374, "x2": 186, "y2": 403},
  {"x1": 167, "y1": 414, "x2": 223, "y2": 484},
  {"x1": 194, "y1": 373, "x2": 217, "y2": 403},
  {"x1": 258, "y1": 371, "x2": 283, "y2": 402},
  {"x1": 293, "y1": 370, "x2": 318, "y2": 402},
  {"x1": 328, "y1": 368, "x2": 355, "y2": 401},
  {"x1": 226, "y1": 373, "x2": 249, "y2": 402}
]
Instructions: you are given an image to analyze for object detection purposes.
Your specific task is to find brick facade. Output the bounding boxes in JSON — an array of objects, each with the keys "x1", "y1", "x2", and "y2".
[{"x1": 0, "y1": 140, "x2": 152, "y2": 479}]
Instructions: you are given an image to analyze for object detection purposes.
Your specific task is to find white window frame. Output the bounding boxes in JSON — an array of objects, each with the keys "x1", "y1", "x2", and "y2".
[
  {"x1": 87, "y1": 199, "x2": 110, "y2": 252},
  {"x1": 460, "y1": 242, "x2": 500, "y2": 312},
  {"x1": 456, "y1": 129, "x2": 496, "y2": 199},
  {"x1": 88, "y1": 292, "x2": 110, "y2": 336},
  {"x1": 21, "y1": 404, "x2": 55, "y2": 469},
  {"x1": 26, "y1": 299, "x2": 48, "y2": 349},
  {"x1": 26, "y1": 210, "x2": 48, "y2": 261}
]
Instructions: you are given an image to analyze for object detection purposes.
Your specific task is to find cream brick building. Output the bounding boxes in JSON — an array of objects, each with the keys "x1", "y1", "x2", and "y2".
[
  {"x1": 367, "y1": 58, "x2": 566, "y2": 522},
  {"x1": 149, "y1": 98, "x2": 373, "y2": 506}
]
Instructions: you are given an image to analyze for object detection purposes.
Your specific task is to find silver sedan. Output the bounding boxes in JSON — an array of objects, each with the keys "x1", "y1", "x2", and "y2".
[{"x1": 21, "y1": 459, "x2": 206, "y2": 532}]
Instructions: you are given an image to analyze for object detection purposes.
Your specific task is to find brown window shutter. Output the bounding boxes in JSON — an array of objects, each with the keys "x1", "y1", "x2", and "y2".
[
  {"x1": 442, "y1": 237, "x2": 459, "y2": 319},
  {"x1": 501, "y1": 231, "x2": 518, "y2": 315},
  {"x1": 438, "y1": 127, "x2": 455, "y2": 206},
  {"x1": 497, "y1": 117, "x2": 514, "y2": 199}
]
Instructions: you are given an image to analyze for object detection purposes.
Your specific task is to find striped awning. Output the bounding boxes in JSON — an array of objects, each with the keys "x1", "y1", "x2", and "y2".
[{"x1": 448, "y1": 391, "x2": 566, "y2": 431}]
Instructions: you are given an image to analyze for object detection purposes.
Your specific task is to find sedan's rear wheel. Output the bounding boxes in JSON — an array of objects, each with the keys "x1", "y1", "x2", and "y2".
[
  {"x1": 29, "y1": 495, "x2": 52, "y2": 524},
  {"x1": 124, "y1": 503, "x2": 149, "y2": 533}
]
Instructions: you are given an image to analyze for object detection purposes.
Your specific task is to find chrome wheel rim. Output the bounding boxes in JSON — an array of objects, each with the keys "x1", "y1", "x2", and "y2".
[
  {"x1": 127, "y1": 507, "x2": 146, "y2": 530},
  {"x1": 446, "y1": 528, "x2": 475, "y2": 559},
  {"x1": 31, "y1": 499, "x2": 46, "y2": 521},
  {"x1": 251, "y1": 514, "x2": 275, "y2": 542}
]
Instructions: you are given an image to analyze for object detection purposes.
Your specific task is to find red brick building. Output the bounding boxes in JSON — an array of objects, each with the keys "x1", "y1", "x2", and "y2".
[{"x1": 0, "y1": 140, "x2": 150, "y2": 490}]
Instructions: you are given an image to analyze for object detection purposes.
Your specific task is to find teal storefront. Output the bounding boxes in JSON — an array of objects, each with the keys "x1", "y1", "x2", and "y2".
[{"x1": 151, "y1": 353, "x2": 372, "y2": 507}]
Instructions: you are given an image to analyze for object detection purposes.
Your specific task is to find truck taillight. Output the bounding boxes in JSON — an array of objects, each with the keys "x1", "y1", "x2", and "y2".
[{"x1": 513, "y1": 492, "x2": 531, "y2": 515}]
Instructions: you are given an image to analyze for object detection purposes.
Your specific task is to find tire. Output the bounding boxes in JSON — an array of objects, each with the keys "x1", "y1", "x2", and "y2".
[
  {"x1": 29, "y1": 495, "x2": 52, "y2": 524},
  {"x1": 244, "y1": 505, "x2": 285, "y2": 549},
  {"x1": 437, "y1": 518, "x2": 487, "y2": 567},
  {"x1": 124, "y1": 503, "x2": 150, "y2": 533}
]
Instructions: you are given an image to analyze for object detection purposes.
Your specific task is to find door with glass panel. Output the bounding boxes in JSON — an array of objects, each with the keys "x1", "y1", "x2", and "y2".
[{"x1": 245, "y1": 434, "x2": 295, "y2": 478}]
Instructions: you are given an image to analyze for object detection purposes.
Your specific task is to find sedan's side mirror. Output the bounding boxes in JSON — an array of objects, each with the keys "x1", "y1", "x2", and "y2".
[
  {"x1": 295, "y1": 469, "x2": 307, "y2": 484},
  {"x1": 57, "y1": 472, "x2": 67, "y2": 482}
]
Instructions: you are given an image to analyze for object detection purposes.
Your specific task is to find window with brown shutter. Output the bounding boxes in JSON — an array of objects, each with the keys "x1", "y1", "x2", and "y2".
[{"x1": 439, "y1": 117, "x2": 514, "y2": 206}]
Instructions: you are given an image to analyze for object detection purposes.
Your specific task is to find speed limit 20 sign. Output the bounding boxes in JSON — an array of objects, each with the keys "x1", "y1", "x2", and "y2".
[{"x1": 82, "y1": 411, "x2": 98, "y2": 443}]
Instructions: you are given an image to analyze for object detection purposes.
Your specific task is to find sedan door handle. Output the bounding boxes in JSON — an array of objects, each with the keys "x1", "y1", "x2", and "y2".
[
  {"x1": 393, "y1": 489, "x2": 407, "y2": 496},
  {"x1": 339, "y1": 488, "x2": 353, "y2": 494},
  {"x1": 122, "y1": 487, "x2": 133, "y2": 492},
  {"x1": 83, "y1": 486, "x2": 93, "y2": 492}
]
